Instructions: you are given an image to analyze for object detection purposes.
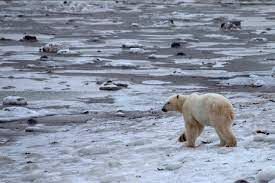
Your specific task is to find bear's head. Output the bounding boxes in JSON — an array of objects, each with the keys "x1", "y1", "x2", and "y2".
[{"x1": 162, "y1": 94, "x2": 186, "y2": 112}]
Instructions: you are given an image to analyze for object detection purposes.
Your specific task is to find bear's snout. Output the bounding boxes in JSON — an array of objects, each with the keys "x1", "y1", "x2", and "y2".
[{"x1": 162, "y1": 107, "x2": 167, "y2": 112}]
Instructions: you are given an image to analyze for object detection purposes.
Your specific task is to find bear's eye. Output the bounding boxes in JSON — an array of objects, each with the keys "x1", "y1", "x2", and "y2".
[{"x1": 167, "y1": 102, "x2": 170, "y2": 104}]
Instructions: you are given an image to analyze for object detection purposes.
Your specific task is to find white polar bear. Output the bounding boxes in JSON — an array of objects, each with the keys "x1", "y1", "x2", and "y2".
[{"x1": 162, "y1": 93, "x2": 237, "y2": 147}]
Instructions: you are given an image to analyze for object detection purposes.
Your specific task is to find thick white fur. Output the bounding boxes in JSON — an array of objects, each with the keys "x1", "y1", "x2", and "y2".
[{"x1": 162, "y1": 93, "x2": 236, "y2": 147}]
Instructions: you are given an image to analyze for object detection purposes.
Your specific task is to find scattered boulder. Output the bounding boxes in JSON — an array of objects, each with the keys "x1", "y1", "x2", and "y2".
[
  {"x1": 40, "y1": 55, "x2": 49, "y2": 61},
  {"x1": 92, "y1": 57, "x2": 102, "y2": 63},
  {"x1": 2, "y1": 86, "x2": 16, "y2": 90},
  {"x1": 99, "y1": 81, "x2": 128, "y2": 91},
  {"x1": 256, "y1": 167, "x2": 275, "y2": 183},
  {"x1": 115, "y1": 110, "x2": 126, "y2": 117},
  {"x1": 20, "y1": 35, "x2": 37, "y2": 42},
  {"x1": 234, "y1": 180, "x2": 249, "y2": 183},
  {"x1": 169, "y1": 19, "x2": 175, "y2": 26},
  {"x1": 176, "y1": 52, "x2": 186, "y2": 56},
  {"x1": 130, "y1": 23, "x2": 140, "y2": 28},
  {"x1": 99, "y1": 81, "x2": 121, "y2": 91},
  {"x1": 122, "y1": 42, "x2": 143, "y2": 48},
  {"x1": 27, "y1": 119, "x2": 38, "y2": 126},
  {"x1": 147, "y1": 54, "x2": 158, "y2": 59},
  {"x1": 221, "y1": 20, "x2": 241, "y2": 31},
  {"x1": 171, "y1": 42, "x2": 181, "y2": 48},
  {"x1": 3, "y1": 96, "x2": 27, "y2": 105},
  {"x1": 113, "y1": 82, "x2": 128, "y2": 88},
  {"x1": 129, "y1": 48, "x2": 145, "y2": 54},
  {"x1": 40, "y1": 42, "x2": 66, "y2": 53},
  {"x1": 256, "y1": 129, "x2": 269, "y2": 135},
  {"x1": 57, "y1": 49, "x2": 80, "y2": 56}
]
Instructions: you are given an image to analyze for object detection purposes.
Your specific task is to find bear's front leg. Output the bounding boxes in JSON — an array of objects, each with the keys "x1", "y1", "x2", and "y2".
[
  {"x1": 178, "y1": 132, "x2": 186, "y2": 142},
  {"x1": 184, "y1": 119, "x2": 205, "y2": 148},
  {"x1": 184, "y1": 122, "x2": 197, "y2": 147}
]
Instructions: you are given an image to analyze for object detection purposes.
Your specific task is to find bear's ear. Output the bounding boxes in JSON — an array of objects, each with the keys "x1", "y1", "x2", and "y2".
[{"x1": 177, "y1": 95, "x2": 179, "y2": 99}]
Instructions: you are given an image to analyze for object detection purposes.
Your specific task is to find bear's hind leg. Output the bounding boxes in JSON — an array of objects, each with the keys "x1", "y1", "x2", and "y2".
[
  {"x1": 184, "y1": 119, "x2": 204, "y2": 147},
  {"x1": 215, "y1": 129, "x2": 226, "y2": 147},
  {"x1": 216, "y1": 124, "x2": 237, "y2": 147}
]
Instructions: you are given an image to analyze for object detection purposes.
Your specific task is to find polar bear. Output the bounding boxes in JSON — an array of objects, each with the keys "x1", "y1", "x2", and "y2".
[{"x1": 162, "y1": 93, "x2": 237, "y2": 147}]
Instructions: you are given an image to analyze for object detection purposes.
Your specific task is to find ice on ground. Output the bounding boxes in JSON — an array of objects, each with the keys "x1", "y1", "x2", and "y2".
[
  {"x1": 220, "y1": 74, "x2": 275, "y2": 87},
  {"x1": 122, "y1": 42, "x2": 144, "y2": 48},
  {"x1": 57, "y1": 49, "x2": 80, "y2": 56},
  {"x1": 0, "y1": 107, "x2": 53, "y2": 122},
  {"x1": 249, "y1": 37, "x2": 268, "y2": 43},
  {"x1": 129, "y1": 48, "x2": 145, "y2": 54},
  {"x1": 204, "y1": 34, "x2": 238, "y2": 40},
  {"x1": 130, "y1": 23, "x2": 140, "y2": 28},
  {"x1": 142, "y1": 80, "x2": 171, "y2": 85},
  {"x1": 3, "y1": 96, "x2": 27, "y2": 105}
]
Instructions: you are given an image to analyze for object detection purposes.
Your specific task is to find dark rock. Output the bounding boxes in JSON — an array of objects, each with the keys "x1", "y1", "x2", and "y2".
[
  {"x1": 40, "y1": 55, "x2": 48, "y2": 61},
  {"x1": 256, "y1": 130, "x2": 269, "y2": 135},
  {"x1": 169, "y1": 19, "x2": 174, "y2": 25},
  {"x1": 176, "y1": 52, "x2": 186, "y2": 56},
  {"x1": 221, "y1": 20, "x2": 241, "y2": 31},
  {"x1": 114, "y1": 82, "x2": 128, "y2": 88},
  {"x1": 171, "y1": 42, "x2": 181, "y2": 48},
  {"x1": 27, "y1": 119, "x2": 38, "y2": 126},
  {"x1": 2, "y1": 86, "x2": 16, "y2": 90},
  {"x1": 99, "y1": 81, "x2": 121, "y2": 91},
  {"x1": 20, "y1": 35, "x2": 37, "y2": 42},
  {"x1": 3, "y1": 96, "x2": 27, "y2": 105}
]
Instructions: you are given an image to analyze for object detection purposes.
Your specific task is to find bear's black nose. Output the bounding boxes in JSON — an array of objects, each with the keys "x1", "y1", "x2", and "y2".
[{"x1": 162, "y1": 108, "x2": 167, "y2": 112}]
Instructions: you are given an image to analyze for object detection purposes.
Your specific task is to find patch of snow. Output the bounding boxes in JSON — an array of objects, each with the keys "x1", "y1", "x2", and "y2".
[
  {"x1": 3, "y1": 96, "x2": 27, "y2": 105},
  {"x1": 220, "y1": 74, "x2": 275, "y2": 87},
  {"x1": 256, "y1": 167, "x2": 275, "y2": 183},
  {"x1": 122, "y1": 42, "x2": 143, "y2": 48},
  {"x1": 57, "y1": 49, "x2": 80, "y2": 56},
  {"x1": 205, "y1": 34, "x2": 238, "y2": 40},
  {"x1": 0, "y1": 107, "x2": 53, "y2": 122},
  {"x1": 142, "y1": 80, "x2": 171, "y2": 85},
  {"x1": 249, "y1": 37, "x2": 268, "y2": 43},
  {"x1": 129, "y1": 48, "x2": 145, "y2": 54}
]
